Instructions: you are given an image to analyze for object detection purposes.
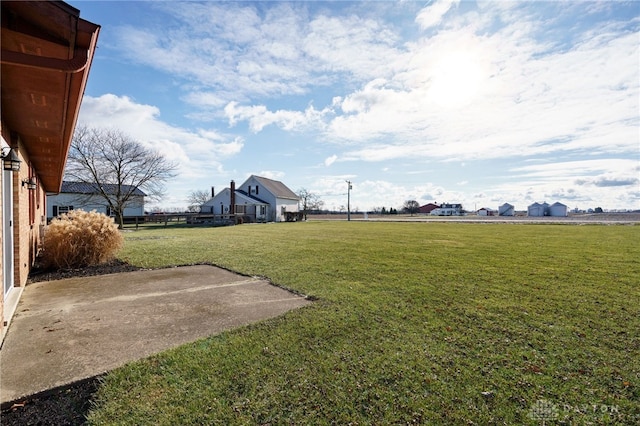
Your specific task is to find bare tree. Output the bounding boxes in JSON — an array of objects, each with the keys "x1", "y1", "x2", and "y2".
[
  {"x1": 297, "y1": 188, "x2": 324, "y2": 220},
  {"x1": 402, "y1": 200, "x2": 420, "y2": 216},
  {"x1": 187, "y1": 189, "x2": 211, "y2": 212},
  {"x1": 66, "y1": 126, "x2": 178, "y2": 228}
]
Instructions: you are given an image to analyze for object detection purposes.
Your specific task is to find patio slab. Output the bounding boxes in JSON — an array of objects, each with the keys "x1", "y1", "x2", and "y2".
[{"x1": 0, "y1": 265, "x2": 311, "y2": 403}]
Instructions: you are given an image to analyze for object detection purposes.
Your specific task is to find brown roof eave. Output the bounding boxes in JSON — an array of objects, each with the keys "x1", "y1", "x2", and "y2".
[
  {"x1": 52, "y1": 20, "x2": 100, "y2": 193},
  {"x1": 0, "y1": 10, "x2": 100, "y2": 193}
]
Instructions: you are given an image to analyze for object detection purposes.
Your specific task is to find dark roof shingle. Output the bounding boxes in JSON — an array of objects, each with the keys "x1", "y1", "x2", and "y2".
[
  {"x1": 60, "y1": 181, "x2": 146, "y2": 196},
  {"x1": 251, "y1": 175, "x2": 299, "y2": 200}
]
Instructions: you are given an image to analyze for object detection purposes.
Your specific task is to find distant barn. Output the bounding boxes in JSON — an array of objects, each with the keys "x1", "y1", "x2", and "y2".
[{"x1": 419, "y1": 203, "x2": 440, "y2": 214}]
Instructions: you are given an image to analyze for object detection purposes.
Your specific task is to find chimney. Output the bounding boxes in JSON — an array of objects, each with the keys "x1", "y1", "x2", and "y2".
[
  {"x1": 211, "y1": 186, "x2": 215, "y2": 198},
  {"x1": 230, "y1": 180, "x2": 235, "y2": 214}
]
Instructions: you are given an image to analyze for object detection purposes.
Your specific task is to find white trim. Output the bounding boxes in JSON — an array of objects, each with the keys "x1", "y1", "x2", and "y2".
[{"x1": 1, "y1": 286, "x2": 23, "y2": 344}]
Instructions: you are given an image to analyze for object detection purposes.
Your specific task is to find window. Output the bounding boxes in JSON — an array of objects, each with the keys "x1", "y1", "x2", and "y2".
[
  {"x1": 255, "y1": 185, "x2": 259, "y2": 195},
  {"x1": 236, "y1": 205, "x2": 245, "y2": 214},
  {"x1": 260, "y1": 205, "x2": 266, "y2": 215},
  {"x1": 54, "y1": 205, "x2": 73, "y2": 216}
]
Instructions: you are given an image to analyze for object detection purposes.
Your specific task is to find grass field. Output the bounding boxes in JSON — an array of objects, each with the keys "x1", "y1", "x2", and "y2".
[{"x1": 88, "y1": 222, "x2": 639, "y2": 425}]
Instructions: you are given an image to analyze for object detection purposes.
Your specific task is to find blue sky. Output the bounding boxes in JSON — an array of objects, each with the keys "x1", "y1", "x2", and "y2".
[{"x1": 72, "y1": 0, "x2": 639, "y2": 212}]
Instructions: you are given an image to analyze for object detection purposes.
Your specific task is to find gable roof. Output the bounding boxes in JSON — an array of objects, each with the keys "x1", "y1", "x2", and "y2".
[
  {"x1": 249, "y1": 175, "x2": 299, "y2": 200},
  {"x1": 550, "y1": 202, "x2": 567, "y2": 207},
  {"x1": 419, "y1": 203, "x2": 439, "y2": 213},
  {"x1": 58, "y1": 181, "x2": 146, "y2": 196}
]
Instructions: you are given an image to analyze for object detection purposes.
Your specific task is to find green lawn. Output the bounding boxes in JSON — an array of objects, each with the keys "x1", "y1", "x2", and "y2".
[{"x1": 88, "y1": 222, "x2": 639, "y2": 425}]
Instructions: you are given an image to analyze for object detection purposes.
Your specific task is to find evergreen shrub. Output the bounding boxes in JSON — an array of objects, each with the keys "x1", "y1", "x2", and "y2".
[{"x1": 42, "y1": 210, "x2": 123, "y2": 270}]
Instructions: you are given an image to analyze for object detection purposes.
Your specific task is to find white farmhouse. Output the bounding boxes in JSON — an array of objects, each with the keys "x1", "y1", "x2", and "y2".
[
  {"x1": 201, "y1": 175, "x2": 299, "y2": 223},
  {"x1": 431, "y1": 203, "x2": 463, "y2": 216},
  {"x1": 47, "y1": 181, "x2": 145, "y2": 220}
]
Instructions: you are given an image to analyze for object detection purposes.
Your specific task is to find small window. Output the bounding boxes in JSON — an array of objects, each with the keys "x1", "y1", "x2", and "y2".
[
  {"x1": 56, "y1": 206, "x2": 74, "y2": 216},
  {"x1": 255, "y1": 185, "x2": 259, "y2": 195},
  {"x1": 260, "y1": 205, "x2": 266, "y2": 215}
]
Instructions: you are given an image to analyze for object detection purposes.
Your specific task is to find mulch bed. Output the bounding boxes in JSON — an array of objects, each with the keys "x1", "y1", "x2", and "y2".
[
  {"x1": 2, "y1": 260, "x2": 143, "y2": 425},
  {"x1": 1, "y1": 377, "x2": 103, "y2": 426},
  {"x1": 27, "y1": 259, "x2": 143, "y2": 283}
]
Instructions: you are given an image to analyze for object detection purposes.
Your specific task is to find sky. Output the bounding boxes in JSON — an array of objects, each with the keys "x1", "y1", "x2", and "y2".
[{"x1": 71, "y1": 0, "x2": 639, "y2": 212}]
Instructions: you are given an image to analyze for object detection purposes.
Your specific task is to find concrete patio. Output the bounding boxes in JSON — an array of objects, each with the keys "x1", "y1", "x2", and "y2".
[{"x1": 0, "y1": 265, "x2": 311, "y2": 404}]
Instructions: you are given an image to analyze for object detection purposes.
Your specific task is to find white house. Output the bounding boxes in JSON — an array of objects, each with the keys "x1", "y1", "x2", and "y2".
[
  {"x1": 201, "y1": 175, "x2": 299, "y2": 223},
  {"x1": 498, "y1": 203, "x2": 515, "y2": 216},
  {"x1": 431, "y1": 203, "x2": 463, "y2": 216},
  {"x1": 549, "y1": 202, "x2": 568, "y2": 217},
  {"x1": 200, "y1": 184, "x2": 269, "y2": 222},
  {"x1": 47, "y1": 181, "x2": 145, "y2": 220}
]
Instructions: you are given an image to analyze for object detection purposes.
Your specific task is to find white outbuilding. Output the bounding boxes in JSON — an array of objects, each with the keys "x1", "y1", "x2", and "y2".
[
  {"x1": 498, "y1": 203, "x2": 515, "y2": 216},
  {"x1": 528, "y1": 202, "x2": 550, "y2": 217},
  {"x1": 549, "y1": 202, "x2": 568, "y2": 217}
]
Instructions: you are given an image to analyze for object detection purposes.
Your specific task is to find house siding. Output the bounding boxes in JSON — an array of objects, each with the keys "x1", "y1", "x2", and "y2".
[
  {"x1": 201, "y1": 188, "x2": 269, "y2": 222},
  {"x1": 47, "y1": 193, "x2": 144, "y2": 219}
]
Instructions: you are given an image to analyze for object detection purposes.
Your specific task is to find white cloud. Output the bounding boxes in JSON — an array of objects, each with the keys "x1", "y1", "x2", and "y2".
[
  {"x1": 224, "y1": 101, "x2": 332, "y2": 133},
  {"x1": 215, "y1": 7, "x2": 637, "y2": 171},
  {"x1": 112, "y1": 2, "x2": 402, "y2": 107},
  {"x1": 108, "y1": 2, "x2": 638, "y2": 165},
  {"x1": 78, "y1": 94, "x2": 245, "y2": 206},
  {"x1": 326, "y1": 15, "x2": 638, "y2": 163},
  {"x1": 416, "y1": 0, "x2": 460, "y2": 30},
  {"x1": 324, "y1": 155, "x2": 338, "y2": 167},
  {"x1": 253, "y1": 170, "x2": 286, "y2": 181}
]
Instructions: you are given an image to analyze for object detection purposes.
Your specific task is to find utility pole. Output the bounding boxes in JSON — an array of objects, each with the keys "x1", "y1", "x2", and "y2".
[{"x1": 346, "y1": 180, "x2": 352, "y2": 221}]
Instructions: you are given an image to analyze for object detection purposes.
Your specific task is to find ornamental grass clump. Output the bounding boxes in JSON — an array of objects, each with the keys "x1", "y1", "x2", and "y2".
[{"x1": 42, "y1": 209, "x2": 123, "y2": 270}]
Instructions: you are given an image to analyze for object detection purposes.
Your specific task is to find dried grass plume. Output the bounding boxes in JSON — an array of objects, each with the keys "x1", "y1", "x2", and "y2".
[{"x1": 42, "y1": 210, "x2": 124, "y2": 270}]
